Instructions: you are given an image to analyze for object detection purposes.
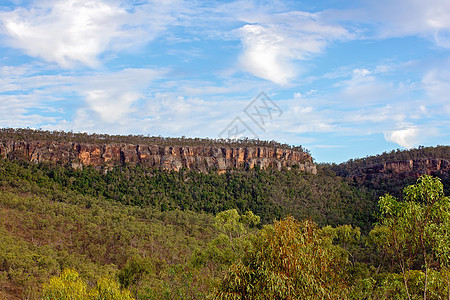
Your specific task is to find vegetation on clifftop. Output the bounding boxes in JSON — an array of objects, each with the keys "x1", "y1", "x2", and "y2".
[{"x1": 0, "y1": 128, "x2": 308, "y2": 152}]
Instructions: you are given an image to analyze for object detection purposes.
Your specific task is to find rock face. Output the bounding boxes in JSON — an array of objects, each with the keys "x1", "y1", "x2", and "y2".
[
  {"x1": 0, "y1": 140, "x2": 317, "y2": 174},
  {"x1": 359, "y1": 159, "x2": 450, "y2": 180}
]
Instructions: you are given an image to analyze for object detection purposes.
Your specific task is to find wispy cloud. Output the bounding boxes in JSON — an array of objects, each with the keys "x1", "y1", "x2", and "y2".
[
  {"x1": 330, "y1": 0, "x2": 450, "y2": 47},
  {"x1": 422, "y1": 65, "x2": 450, "y2": 104},
  {"x1": 77, "y1": 68, "x2": 167, "y2": 122},
  {"x1": 236, "y1": 10, "x2": 349, "y2": 84},
  {"x1": 377, "y1": 0, "x2": 450, "y2": 44}
]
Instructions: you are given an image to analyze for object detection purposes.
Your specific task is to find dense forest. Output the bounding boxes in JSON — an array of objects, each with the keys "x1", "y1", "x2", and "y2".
[
  {"x1": 0, "y1": 161, "x2": 373, "y2": 229},
  {"x1": 0, "y1": 130, "x2": 449, "y2": 299}
]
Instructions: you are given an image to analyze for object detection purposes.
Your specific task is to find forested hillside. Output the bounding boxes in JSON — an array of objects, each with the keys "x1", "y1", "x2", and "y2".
[
  {"x1": 0, "y1": 153, "x2": 375, "y2": 298},
  {"x1": 1, "y1": 130, "x2": 449, "y2": 299},
  {"x1": 0, "y1": 160, "x2": 219, "y2": 298},
  {"x1": 0, "y1": 159, "x2": 374, "y2": 229}
]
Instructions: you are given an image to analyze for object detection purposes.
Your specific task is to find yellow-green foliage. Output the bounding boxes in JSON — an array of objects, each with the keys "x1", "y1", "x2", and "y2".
[
  {"x1": 42, "y1": 269, "x2": 132, "y2": 300},
  {"x1": 89, "y1": 277, "x2": 133, "y2": 300},
  {"x1": 42, "y1": 269, "x2": 88, "y2": 300},
  {"x1": 216, "y1": 216, "x2": 350, "y2": 299},
  {"x1": 192, "y1": 209, "x2": 260, "y2": 269},
  {"x1": 361, "y1": 269, "x2": 450, "y2": 300}
]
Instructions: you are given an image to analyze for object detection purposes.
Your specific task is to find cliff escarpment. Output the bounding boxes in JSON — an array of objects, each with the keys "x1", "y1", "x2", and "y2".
[
  {"x1": 0, "y1": 140, "x2": 317, "y2": 174},
  {"x1": 332, "y1": 146, "x2": 450, "y2": 181},
  {"x1": 359, "y1": 159, "x2": 450, "y2": 180}
]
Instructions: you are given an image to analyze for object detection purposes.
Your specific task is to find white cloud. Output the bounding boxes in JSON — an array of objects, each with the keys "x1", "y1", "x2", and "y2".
[
  {"x1": 0, "y1": 0, "x2": 179, "y2": 68},
  {"x1": 384, "y1": 126, "x2": 421, "y2": 148},
  {"x1": 77, "y1": 68, "x2": 167, "y2": 122},
  {"x1": 1, "y1": 0, "x2": 126, "y2": 67},
  {"x1": 0, "y1": 66, "x2": 168, "y2": 127},
  {"x1": 353, "y1": 0, "x2": 450, "y2": 47},
  {"x1": 238, "y1": 25, "x2": 296, "y2": 85},
  {"x1": 353, "y1": 68, "x2": 371, "y2": 77},
  {"x1": 236, "y1": 10, "x2": 349, "y2": 84},
  {"x1": 0, "y1": 94, "x2": 59, "y2": 128},
  {"x1": 331, "y1": 67, "x2": 404, "y2": 107},
  {"x1": 422, "y1": 67, "x2": 450, "y2": 103},
  {"x1": 59, "y1": 92, "x2": 242, "y2": 137}
]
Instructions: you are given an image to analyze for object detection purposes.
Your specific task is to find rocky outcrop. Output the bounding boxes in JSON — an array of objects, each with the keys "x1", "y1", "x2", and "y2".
[
  {"x1": 360, "y1": 159, "x2": 450, "y2": 180},
  {"x1": 0, "y1": 140, "x2": 317, "y2": 174}
]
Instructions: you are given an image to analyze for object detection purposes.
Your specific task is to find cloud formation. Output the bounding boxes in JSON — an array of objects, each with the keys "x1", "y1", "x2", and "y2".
[
  {"x1": 0, "y1": 0, "x2": 179, "y2": 68},
  {"x1": 355, "y1": 0, "x2": 450, "y2": 47},
  {"x1": 1, "y1": 0, "x2": 126, "y2": 67},
  {"x1": 384, "y1": 127, "x2": 421, "y2": 149},
  {"x1": 237, "y1": 10, "x2": 349, "y2": 84},
  {"x1": 77, "y1": 68, "x2": 166, "y2": 122}
]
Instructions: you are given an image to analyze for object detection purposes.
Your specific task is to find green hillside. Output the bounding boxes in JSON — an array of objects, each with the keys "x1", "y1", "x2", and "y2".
[
  {"x1": 1, "y1": 138, "x2": 450, "y2": 299},
  {"x1": 0, "y1": 156, "x2": 375, "y2": 298}
]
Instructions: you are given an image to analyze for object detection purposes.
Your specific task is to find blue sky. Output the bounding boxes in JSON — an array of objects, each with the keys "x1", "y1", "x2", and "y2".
[{"x1": 0, "y1": 0, "x2": 449, "y2": 163}]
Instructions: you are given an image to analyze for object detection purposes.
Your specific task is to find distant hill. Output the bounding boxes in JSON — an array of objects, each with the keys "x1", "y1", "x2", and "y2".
[{"x1": 328, "y1": 145, "x2": 450, "y2": 197}]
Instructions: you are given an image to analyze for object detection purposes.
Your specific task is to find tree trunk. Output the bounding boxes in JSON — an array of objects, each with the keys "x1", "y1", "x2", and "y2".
[{"x1": 400, "y1": 260, "x2": 412, "y2": 300}]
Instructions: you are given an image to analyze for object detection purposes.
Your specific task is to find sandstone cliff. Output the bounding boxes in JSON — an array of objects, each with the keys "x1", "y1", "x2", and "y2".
[
  {"x1": 0, "y1": 140, "x2": 317, "y2": 174},
  {"x1": 356, "y1": 159, "x2": 449, "y2": 181}
]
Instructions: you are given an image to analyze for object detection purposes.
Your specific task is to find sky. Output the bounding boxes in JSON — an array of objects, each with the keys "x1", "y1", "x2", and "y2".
[{"x1": 0, "y1": 0, "x2": 449, "y2": 163}]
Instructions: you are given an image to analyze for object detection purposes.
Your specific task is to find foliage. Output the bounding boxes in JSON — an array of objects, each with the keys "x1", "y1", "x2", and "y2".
[
  {"x1": 42, "y1": 268, "x2": 132, "y2": 300},
  {"x1": 192, "y1": 209, "x2": 260, "y2": 270},
  {"x1": 89, "y1": 276, "x2": 133, "y2": 300},
  {"x1": 0, "y1": 165, "x2": 218, "y2": 298},
  {"x1": 0, "y1": 156, "x2": 376, "y2": 232},
  {"x1": 0, "y1": 153, "x2": 380, "y2": 298},
  {"x1": 22, "y1": 161, "x2": 375, "y2": 229},
  {"x1": 215, "y1": 216, "x2": 350, "y2": 299},
  {"x1": 118, "y1": 255, "x2": 153, "y2": 298},
  {"x1": 213, "y1": 209, "x2": 260, "y2": 254},
  {"x1": 1, "y1": 131, "x2": 449, "y2": 299},
  {"x1": 371, "y1": 175, "x2": 450, "y2": 299},
  {"x1": 42, "y1": 269, "x2": 88, "y2": 299}
]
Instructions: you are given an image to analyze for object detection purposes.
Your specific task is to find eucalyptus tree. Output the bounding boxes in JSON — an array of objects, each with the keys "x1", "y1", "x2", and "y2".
[{"x1": 372, "y1": 175, "x2": 450, "y2": 299}]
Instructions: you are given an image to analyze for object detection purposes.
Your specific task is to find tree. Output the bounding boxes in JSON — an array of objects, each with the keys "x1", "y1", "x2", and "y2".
[
  {"x1": 88, "y1": 276, "x2": 133, "y2": 300},
  {"x1": 215, "y1": 216, "x2": 349, "y2": 299},
  {"x1": 192, "y1": 209, "x2": 260, "y2": 269},
  {"x1": 214, "y1": 209, "x2": 260, "y2": 255},
  {"x1": 118, "y1": 255, "x2": 153, "y2": 299},
  {"x1": 42, "y1": 269, "x2": 133, "y2": 300},
  {"x1": 42, "y1": 269, "x2": 88, "y2": 300},
  {"x1": 372, "y1": 175, "x2": 450, "y2": 300}
]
